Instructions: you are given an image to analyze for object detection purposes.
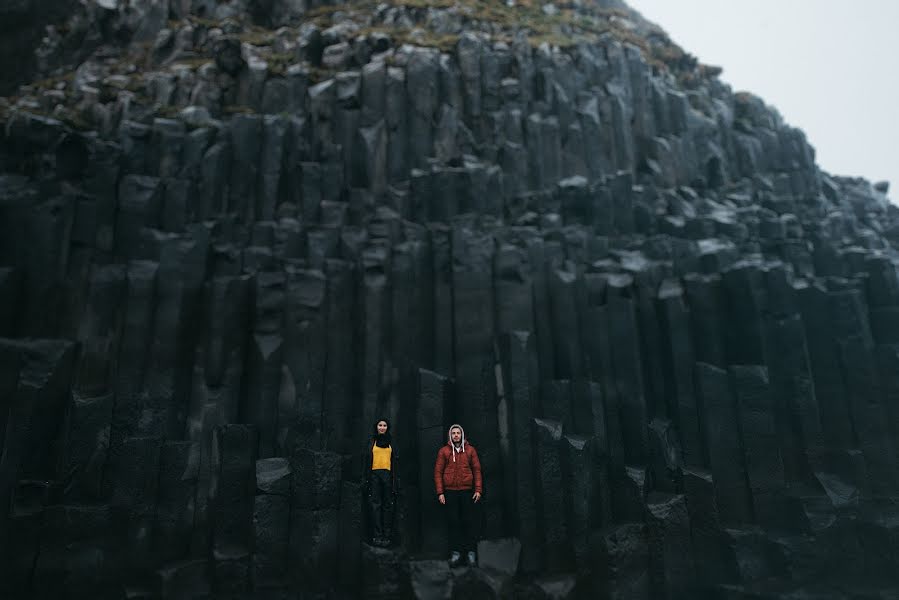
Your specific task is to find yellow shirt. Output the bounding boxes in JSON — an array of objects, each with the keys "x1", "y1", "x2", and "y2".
[{"x1": 371, "y1": 443, "x2": 392, "y2": 471}]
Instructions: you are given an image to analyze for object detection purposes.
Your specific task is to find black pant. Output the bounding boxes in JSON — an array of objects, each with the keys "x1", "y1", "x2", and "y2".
[
  {"x1": 445, "y1": 489, "x2": 478, "y2": 553},
  {"x1": 367, "y1": 469, "x2": 394, "y2": 539}
]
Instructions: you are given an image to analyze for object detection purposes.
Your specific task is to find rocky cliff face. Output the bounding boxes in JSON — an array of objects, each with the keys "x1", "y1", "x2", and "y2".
[
  {"x1": 0, "y1": 0, "x2": 79, "y2": 96},
  {"x1": 2, "y1": 0, "x2": 899, "y2": 598}
]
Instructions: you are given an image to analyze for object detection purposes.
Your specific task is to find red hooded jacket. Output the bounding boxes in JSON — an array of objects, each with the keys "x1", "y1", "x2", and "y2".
[{"x1": 434, "y1": 424, "x2": 482, "y2": 495}]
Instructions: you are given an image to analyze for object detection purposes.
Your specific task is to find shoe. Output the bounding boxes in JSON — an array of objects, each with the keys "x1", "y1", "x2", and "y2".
[
  {"x1": 467, "y1": 551, "x2": 477, "y2": 567},
  {"x1": 449, "y1": 550, "x2": 462, "y2": 568}
]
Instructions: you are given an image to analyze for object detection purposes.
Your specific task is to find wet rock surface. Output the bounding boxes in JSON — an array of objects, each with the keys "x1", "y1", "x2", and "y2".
[{"x1": 2, "y1": 0, "x2": 899, "y2": 598}]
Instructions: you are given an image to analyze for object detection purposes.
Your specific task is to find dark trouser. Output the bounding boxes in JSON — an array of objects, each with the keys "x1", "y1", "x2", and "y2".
[
  {"x1": 367, "y1": 469, "x2": 394, "y2": 539},
  {"x1": 445, "y1": 489, "x2": 478, "y2": 553}
]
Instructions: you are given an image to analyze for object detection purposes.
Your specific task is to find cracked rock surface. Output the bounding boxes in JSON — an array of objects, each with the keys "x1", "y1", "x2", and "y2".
[{"x1": 2, "y1": 0, "x2": 899, "y2": 598}]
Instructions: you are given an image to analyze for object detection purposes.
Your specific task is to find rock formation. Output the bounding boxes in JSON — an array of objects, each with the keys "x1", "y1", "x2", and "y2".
[{"x1": 1, "y1": 0, "x2": 898, "y2": 598}]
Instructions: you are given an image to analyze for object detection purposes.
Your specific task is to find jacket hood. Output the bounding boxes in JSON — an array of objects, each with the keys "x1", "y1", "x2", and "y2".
[{"x1": 447, "y1": 423, "x2": 466, "y2": 462}]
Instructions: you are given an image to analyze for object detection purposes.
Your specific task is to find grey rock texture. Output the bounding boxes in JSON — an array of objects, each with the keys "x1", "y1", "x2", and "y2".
[{"x1": 2, "y1": 0, "x2": 899, "y2": 598}]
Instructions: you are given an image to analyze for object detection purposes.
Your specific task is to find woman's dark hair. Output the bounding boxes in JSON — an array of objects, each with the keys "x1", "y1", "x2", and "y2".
[{"x1": 373, "y1": 418, "x2": 392, "y2": 447}]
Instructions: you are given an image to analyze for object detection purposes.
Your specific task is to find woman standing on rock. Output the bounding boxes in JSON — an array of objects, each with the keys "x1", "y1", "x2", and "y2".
[{"x1": 363, "y1": 418, "x2": 398, "y2": 547}]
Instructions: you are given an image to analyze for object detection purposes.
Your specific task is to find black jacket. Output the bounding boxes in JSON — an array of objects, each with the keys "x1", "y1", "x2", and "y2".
[{"x1": 362, "y1": 439, "x2": 399, "y2": 494}]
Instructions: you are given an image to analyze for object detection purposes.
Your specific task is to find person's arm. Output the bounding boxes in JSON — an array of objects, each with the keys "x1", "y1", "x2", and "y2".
[
  {"x1": 391, "y1": 448, "x2": 399, "y2": 493},
  {"x1": 434, "y1": 448, "x2": 446, "y2": 497},
  {"x1": 470, "y1": 446, "x2": 483, "y2": 495},
  {"x1": 361, "y1": 443, "x2": 371, "y2": 492}
]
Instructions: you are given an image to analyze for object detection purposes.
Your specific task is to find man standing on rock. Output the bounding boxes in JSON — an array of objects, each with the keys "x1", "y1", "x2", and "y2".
[{"x1": 434, "y1": 423, "x2": 483, "y2": 567}]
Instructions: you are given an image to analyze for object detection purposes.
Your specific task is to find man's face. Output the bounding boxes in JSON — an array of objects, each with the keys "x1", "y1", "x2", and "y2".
[
  {"x1": 451, "y1": 427, "x2": 462, "y2": 444},
  {"x1": 377, "y1": 421, "x2": 388, "y2": 434}
]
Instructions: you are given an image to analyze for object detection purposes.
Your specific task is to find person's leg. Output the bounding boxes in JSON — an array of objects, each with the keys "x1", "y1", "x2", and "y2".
[
  {"x1": 445, "y1": 490, "x2": 463, "y2": 552},
  {"x1": 382, "y1": 472, "x2": 395, "y2": 542},
  {"x1": 459, "y1": 488, "x2": 475, "y2": 553},
  {"x1": 368, "y1": 471, "x2": 384, "y2": 541},
  {"x1": 463, "y1": 489, "x2": 483, "y2": 565}
]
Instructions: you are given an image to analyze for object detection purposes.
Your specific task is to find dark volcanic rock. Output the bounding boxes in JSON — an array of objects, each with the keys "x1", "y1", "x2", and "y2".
[{"x1": 1, "y1": 0, "x2": 898, "y2": 597}]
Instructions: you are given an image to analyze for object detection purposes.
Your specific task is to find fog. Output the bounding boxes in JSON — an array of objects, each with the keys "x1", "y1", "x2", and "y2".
[{"x1": 627, "y1": 0, "x2": 899, "y2": 201}]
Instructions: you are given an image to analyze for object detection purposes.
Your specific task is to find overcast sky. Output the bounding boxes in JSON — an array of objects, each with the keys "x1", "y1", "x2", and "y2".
[{"x1": 626, "y1": 0, "x2": 899, "y2": 201}]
